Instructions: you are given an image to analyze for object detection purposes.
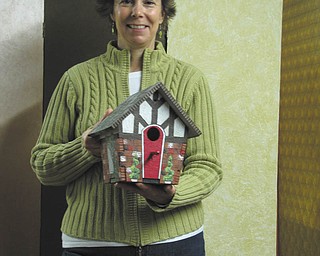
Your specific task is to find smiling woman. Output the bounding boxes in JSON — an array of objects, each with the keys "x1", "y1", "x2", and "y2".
[
  {"x1": 96, "y1": 0, "x2": 176, "y2": 30},
  {"x1": 30, "y1": 0, "x2": 223, "y2": 255},
  {"x1": 112, "y1": 0, "x2": 164, "y2": 55},
  {"x1": 96, "y1": 0, "x2": 176, "y2": 71}
]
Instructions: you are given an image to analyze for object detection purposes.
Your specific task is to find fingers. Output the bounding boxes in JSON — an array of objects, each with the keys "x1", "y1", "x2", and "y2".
[
  {"x1": 115, "y1": 183, "x2": 175, "y2": 205},
  {"x1": 164, "y1": 184, "x2": 176, "y2": 195},
  {"x1": 82, "y1": 129, "x2": 101, "y2": 157},
  {"x1": 82, "y1": 108, "x2": 113, "y2": 157},
  {"x1": 114, "y1": 182, "x2": 140, "y2": 194}
]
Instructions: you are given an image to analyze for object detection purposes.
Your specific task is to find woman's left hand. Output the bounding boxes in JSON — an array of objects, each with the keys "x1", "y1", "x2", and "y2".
[{"x1": 115, "y1": 183, "x2": 176, "y2": 205}]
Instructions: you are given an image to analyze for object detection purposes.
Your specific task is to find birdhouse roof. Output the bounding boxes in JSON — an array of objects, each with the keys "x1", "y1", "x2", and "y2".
[{"x1": 90, "y1": 82, "x2": 201, "y2": 138}]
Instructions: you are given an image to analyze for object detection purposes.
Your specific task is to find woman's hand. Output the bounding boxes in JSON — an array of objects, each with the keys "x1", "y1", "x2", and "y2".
[
  {"x1": 115, "y1": 182, "x2": 176, "y2": 206},
  {"x1": 82, "y1": 108, "x2": 113, "y2": 157}
]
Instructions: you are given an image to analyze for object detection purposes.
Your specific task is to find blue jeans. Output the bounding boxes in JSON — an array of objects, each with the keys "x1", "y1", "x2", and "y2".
[{"x1": 62, "y1": 232, "x2": 205, "y2": 256}]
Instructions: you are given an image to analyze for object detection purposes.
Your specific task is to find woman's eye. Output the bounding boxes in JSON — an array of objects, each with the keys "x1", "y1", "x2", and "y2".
[
  {"x1": 119, "y1": 0, "x2": 133, "y2": 5},
  {"x1": 119, "y1": 0, "x2": 157, "y2": 7},
  {"x1": 144, "y1": 1, "x2": 156, "y2": 5}
]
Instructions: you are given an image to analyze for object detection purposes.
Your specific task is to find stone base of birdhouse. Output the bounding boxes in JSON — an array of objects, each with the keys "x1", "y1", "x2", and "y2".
[{"x1": 101, "y1": 136, "x2": 186, "y2": 185}]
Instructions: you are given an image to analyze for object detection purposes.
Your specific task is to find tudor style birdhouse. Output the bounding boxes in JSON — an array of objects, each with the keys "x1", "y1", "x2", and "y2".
[{"x1": 89, "y1": 82, "x2": 201, "y2": 185}]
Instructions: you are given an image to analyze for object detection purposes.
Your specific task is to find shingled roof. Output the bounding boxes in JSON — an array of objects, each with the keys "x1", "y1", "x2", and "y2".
[{"x1": 89, "y1": 82, "x2": 201, "y2": 138}]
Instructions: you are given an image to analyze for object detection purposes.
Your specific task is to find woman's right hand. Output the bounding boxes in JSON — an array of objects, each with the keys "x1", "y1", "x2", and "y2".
[{"x1": 82, "y1": 108, "x2": 113, "y2": 157}]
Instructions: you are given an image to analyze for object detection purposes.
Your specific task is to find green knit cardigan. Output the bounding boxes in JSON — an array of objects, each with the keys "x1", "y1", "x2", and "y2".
[{"x1": 30, "y1": 41, "x2": 223, "y2": 246}]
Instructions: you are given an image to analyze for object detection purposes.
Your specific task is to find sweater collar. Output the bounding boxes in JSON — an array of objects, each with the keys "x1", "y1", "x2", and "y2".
[{"x1": 103, "y1": 40, "x2": 168, "y2": 72}]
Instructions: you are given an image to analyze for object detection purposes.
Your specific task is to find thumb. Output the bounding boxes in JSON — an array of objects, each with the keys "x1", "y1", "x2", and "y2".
[
  {"x1": 93, "y1": 108, "x2": 113, "y2": 129},
  {"x1": 99, "y1": 108, "x2": 113, "y2": 122}
]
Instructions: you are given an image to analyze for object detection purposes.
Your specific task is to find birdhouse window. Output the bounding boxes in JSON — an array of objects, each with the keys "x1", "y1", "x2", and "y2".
[
  {"x1": 122, "y1": 113, "x2": 135, "y2": 133},
  {"x1": 157, "y1": 102, "x2": 170, "y2": 124},
  {"x1": 174, "y1": 118, "x2": 186, "y2": 137},
  {"x1": 139, "y1": 101, "x2": 152, "y2": 124}
]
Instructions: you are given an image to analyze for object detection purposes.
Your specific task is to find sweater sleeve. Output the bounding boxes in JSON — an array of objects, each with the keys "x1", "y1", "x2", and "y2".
[
  {"x1": 149, "y1": 74, "x2": 223, "y2": 212},
  {"x1": 30, "y1": 71, "x2": 100, "y2": 186}
]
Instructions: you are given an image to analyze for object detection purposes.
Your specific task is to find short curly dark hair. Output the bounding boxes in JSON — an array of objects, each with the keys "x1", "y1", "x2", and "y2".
[{"x1": 96, "y1": 0, "x2": 176, "y2": 31}]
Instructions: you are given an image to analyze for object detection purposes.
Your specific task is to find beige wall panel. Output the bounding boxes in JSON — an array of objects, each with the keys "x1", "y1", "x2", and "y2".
[
  {"x1": 168, "y1": 1, "x2": 282, "y2": 255},
  {"x1": 0, "y1": 1, "x2": 43, "y2": 255}
]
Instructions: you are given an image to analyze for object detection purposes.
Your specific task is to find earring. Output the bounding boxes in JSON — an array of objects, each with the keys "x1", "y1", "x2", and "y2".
[
  {"x1": 111, "y1": 22, "x2": 115, "y2": 34},
  {"x1": 158, "y1": 24, "x2": 163, "y2": 39}
]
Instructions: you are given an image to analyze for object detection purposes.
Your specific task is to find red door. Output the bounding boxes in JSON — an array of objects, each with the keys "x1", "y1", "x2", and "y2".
[{"x1": 142, "y1": 125, "x2": 165, "y2": 180}]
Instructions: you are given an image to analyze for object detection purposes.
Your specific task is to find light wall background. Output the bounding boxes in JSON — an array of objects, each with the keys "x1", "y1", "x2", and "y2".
[
  {"x1": 0, "y1": 1, "x2": 282, "y2": 255},
  {"x1": 0, "y1": 1, "x2": 43, "y2": 255},
  {"x1": 168, "y1": 1, "x2": 282, "y2": 255}
]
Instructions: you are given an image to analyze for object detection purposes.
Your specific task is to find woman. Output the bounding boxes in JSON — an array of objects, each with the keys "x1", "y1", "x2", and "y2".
[{"x1": 31, "y1": 0, "x2": 223, "y2": 255}]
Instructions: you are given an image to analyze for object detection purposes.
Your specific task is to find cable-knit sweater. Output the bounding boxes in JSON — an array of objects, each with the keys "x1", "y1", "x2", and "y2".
[{"x1": 30, "y1": 41, "x2": 223, "y2": 246}]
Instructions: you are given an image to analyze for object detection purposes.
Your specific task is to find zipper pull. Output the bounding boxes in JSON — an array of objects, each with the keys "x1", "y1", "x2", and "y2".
[{"x1": 138, "y1": 246, "x2": 143, "y2": 256}]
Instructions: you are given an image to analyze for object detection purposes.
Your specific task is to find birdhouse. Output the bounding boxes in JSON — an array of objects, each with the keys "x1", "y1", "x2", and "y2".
[{"x1": 89, "y1": 82, "x2": 201, "y2": 185}]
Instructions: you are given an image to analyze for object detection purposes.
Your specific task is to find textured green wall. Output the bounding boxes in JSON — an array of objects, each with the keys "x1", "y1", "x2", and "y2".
[{"x1": 168, "y1": 1, "x2": 282, "y2": 255}]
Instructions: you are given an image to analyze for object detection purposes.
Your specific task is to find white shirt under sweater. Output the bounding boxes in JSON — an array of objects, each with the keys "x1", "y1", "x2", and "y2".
[{"x1": 62, "y1": 71, "x2": 203, "y2": 248}]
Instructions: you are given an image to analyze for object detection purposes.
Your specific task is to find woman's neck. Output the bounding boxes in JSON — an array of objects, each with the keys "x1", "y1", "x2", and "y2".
[
  {"x1": 115, "y1": 40, "x2": 157, "y2": 72},
  {"x1": 129, "y1": 48, "x2": 144, "y2": 72}
]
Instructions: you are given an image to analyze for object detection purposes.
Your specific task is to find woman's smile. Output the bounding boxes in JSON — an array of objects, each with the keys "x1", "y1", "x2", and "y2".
[{"x1": 127, "y1": 24, "x2": 148, "y2": 29}]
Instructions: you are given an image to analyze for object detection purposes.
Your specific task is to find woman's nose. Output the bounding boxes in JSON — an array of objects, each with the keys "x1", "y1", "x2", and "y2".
[{"x1": 131, "y1": 3, "x2": 143, "y2": 17}]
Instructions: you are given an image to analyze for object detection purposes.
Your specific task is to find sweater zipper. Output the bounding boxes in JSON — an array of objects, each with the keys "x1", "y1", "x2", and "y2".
[
  {"x1": 136, "y1": 193, "x2": 143, "y2": 252},
  {"x1": 135, "y1": 194, "x2": 141, "y2": 248},
  {"x1": 137, "y1": 246, "x2": 143, "y2": 256}
]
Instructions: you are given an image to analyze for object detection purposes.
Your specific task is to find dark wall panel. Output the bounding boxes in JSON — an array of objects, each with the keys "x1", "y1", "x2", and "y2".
[{"x1": 43, "y1": 1, "x2": 113, "y2": 255}]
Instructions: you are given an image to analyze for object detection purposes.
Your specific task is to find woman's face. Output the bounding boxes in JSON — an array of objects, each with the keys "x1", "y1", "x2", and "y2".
[{"x1": 112, "y1": 0, "x2": 164, "y2": 50}]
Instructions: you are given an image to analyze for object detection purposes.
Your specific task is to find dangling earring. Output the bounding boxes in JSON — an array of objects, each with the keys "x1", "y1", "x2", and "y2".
[
  {"x1": 111, "y1": 21, "x2": 115, "y2": 34},
  {"x1": 158, "y1": 24, "x2": 163, "y2": 39}
]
